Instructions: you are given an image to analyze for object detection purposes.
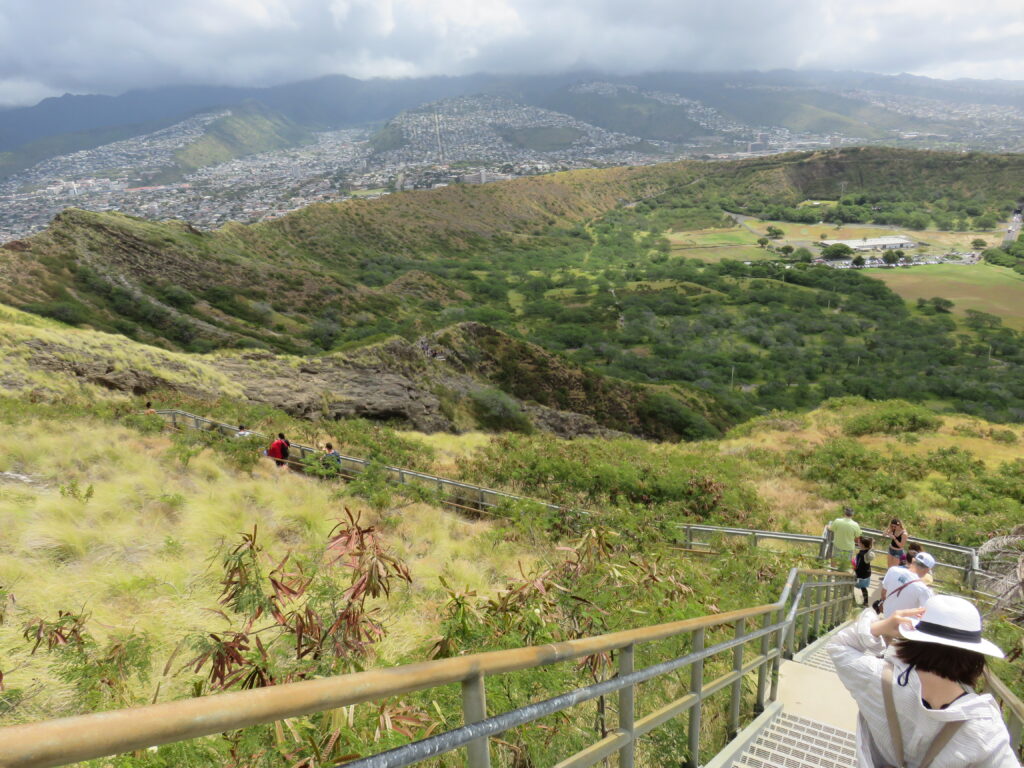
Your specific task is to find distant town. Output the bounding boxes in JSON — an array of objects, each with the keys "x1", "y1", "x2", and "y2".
[{"x1": 2, "y1": 80, "x2": 1023, "y2": 243}]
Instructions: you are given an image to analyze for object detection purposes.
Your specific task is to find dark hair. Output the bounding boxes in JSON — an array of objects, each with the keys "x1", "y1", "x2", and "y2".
[
  {"x1": 859, "y1": 536, "x2": 873, "y2": 550},
  {"x1": 325, "y1": 442, "x2": 334, "y2": 450},
  {"x1": 890, "y1": 518, "x2": 902, "y2": 527},
  {"x1": 278, "y1": 433, "x2": 285, "y2": 440},
  {"x1": 145, "y1": 401, "x2": 152, "y2": 408},
  {"x1": 907, "y1": 542, "x2": 923, "y2": 554},
  {"x1": 894, "y1": 640, "x2": 986, "y2": 686},
  {"x1": 239, "y1": 425, "x2": 246, "y2": 430}
]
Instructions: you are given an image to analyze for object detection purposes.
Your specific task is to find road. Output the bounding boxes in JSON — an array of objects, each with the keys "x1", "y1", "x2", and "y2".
[{"x1": 1004, "y1": 211, "x2": 1022, "y2": 245}]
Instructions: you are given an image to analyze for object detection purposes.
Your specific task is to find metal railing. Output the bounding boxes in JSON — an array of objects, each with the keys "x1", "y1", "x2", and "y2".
[
  {"x1": 678, "y1": 523, "x2": 990, "y2": 589},
  {"x1": 157, "y1": 409, "x2": 1010, "y2": 596},
  {"x1": 985, "y1": 668, "x2": 1024, "y2": 758},
  {"x1": 0, "y1": 569, "x2": 854, "y2": 768},
  {"x1": 158, "y1": 409, "x2": 1011, "y2": 603},
  {"x1": 154, "y1": 409, "x2": 562, "y2": 516}
]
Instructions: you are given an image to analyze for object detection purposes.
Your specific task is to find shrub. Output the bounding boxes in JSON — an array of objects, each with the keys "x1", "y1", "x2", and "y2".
[
  {"x1": 989, "y1": 428, "x2": 1019, "y2": 444},
  {"x1": 637, "y1": 392, "x2": 718, "y2": 441},
  {"x1": 23, "y1": 300, "x2": 89, "y2": 326},
  {"x1": 843, "y1": 402, "x2": 942, "y2": 436},
  {"x1": 469, "y1": 388, "x2": 533, "y2": 433}
]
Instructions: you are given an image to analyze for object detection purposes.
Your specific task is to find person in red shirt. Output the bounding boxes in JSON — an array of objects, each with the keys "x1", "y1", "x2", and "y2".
[{"x1": 267, "y1": 433, "x2": 290, "y2": 467}]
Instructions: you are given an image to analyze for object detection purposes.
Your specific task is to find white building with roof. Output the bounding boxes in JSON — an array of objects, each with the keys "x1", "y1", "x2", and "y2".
[{"x1": 821, "y1": 235, "x2": 917, "y2": 251}]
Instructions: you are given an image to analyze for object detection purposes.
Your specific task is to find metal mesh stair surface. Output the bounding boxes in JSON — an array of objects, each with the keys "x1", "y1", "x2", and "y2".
[
  {"x1": 797, "y1": 643, "x2": 837, "y2": 673},
  {"x1": 731, "y1": 712, "x2": 856, "y2": 768}
]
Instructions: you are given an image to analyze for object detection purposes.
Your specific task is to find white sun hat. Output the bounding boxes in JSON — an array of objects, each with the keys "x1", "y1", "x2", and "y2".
[{"x1": 898, "y1": 595, "x2": 1004, "y2": 658}]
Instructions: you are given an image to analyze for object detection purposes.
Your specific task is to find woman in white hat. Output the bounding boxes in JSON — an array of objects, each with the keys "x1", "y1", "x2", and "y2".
[{"x1": 828, "y1": 595, "x2": 1020, "y2": 767}]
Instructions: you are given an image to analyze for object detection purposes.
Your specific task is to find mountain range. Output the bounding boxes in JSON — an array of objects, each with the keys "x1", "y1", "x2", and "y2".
[{"x1": 5, "y1": 69, "x2": 1024, "y2": 182}]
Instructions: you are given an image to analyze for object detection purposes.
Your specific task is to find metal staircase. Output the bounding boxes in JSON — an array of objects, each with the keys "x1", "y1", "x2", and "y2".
[
  {"x1": 731, "y1": 711, "x2": 857, "y2": 768},
  {"x1": 708, "y1": 622, "x2": 857, "y2": 768}
]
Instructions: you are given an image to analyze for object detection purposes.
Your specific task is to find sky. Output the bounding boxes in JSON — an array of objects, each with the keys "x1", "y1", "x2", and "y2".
[{"x1": 1, "y1": 0, "x2": 1023, "y2": 106}]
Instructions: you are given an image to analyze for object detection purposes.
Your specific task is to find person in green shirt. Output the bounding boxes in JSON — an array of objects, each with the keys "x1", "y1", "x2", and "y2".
[{"x1": 828, "y1": 506, "x2": 862, "y2": 571}]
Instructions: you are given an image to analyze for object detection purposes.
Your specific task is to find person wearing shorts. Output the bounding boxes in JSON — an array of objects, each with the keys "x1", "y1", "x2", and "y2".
[
  {"x1": 884, "y1": 518, "x2": 908, "y2": 568},
  {"x1": 828, "y1": 506, "x2": 861, "y2": 571}
]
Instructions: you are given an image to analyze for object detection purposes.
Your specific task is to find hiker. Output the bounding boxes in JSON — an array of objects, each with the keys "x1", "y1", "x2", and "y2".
[
  {"x1": 884, "y1": 518, "x2": 909, "y2": 568},
  {"x1": 267, "y1": 433, "x2": 290, "y2": 468},
  {"x1": 144, "y1": 401, "x2": 156, "y2": 415},
  {"x1": 324, "y1": 442, "x2": 342, "y2": 469},
  {"x1": 828, "y1": 597, "x2": 1018, "y2": 768},
  {"x1": 828, "y1": 506, "x2": 861, "y2": 570},
  {"x1": 908, "y1": 542, "x2": 935, "y2": 586},
  {"x1": 854, "y1": 536, "x2": 875, "y2": 606},
  {"x1": 235, "y1": 425, "x2": 253, "y2": 438},
  {"x1": 878, "y1": 552, "x2": 935, "y2": 618}
]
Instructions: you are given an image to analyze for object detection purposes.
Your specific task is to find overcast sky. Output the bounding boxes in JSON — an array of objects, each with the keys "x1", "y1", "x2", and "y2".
[{"x1": 1, "y1": 0, "x2": 1023, "y2": 106}]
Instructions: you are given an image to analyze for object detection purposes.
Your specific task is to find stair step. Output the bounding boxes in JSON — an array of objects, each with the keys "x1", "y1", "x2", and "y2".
[{"x1": 730, "y1": 712, "x2": 855, "y2": 768}]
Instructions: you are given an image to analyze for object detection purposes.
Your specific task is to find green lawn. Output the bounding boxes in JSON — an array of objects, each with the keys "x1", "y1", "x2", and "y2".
[
  {"x1": 677, "y1": 245, "x2": 775, "y2": 263},
  {"x1": 869, "y1": 264, "x2": 1024, "y2": 330},
  {"x1": 668, "y1": 227, "x2": 757, "y2": 246}
]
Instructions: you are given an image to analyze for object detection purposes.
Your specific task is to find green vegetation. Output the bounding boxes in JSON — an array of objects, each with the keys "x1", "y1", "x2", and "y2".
[
  {"x1": 6, "y1": 146, "x2": 1024, "y2": 436},
  {"x1": 496, "y1": 125, "x2": 583, "y2": 151},
  {"x1": 152, "y1": 103, "x2": 310, "y2": 182},
  {"x1": 874, "y1": 263, "x2": 1024, "y2": 330},
  {"x1": 368, "y1": 122, "x2": 407, "y2": 154}
]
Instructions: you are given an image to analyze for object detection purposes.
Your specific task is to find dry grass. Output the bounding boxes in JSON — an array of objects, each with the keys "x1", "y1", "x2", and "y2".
[
  {"x1": 0, "y1": 302, "x2": 243, "y2": 401},
  {"x1": 400, "y1": 430, "x2": 494, "y2": 475},
  {"x1": 0, "y1": 417, "x2": 537, "y2": 723}
]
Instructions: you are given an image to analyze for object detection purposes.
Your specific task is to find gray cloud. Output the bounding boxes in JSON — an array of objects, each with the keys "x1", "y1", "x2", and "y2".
[{"x1": 0, "y1": 0, "x2": 1022, "y2": 106}]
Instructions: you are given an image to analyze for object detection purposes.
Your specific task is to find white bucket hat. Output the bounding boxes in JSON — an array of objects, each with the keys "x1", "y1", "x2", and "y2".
[{"x1": 898, "y1": 595, "x2": 1004, "y2": 658}]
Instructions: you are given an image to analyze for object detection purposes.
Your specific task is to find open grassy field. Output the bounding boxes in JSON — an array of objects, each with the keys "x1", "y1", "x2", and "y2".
[
  {"x1": 868, "y1": 263, "x2": 1024, "y2": 329},
  {"x1": 667, "y1": 227, "x2": 758, "y2": 246}
]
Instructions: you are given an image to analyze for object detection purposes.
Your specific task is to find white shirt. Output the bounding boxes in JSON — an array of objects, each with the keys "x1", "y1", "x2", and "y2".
[
  {"x1": 881, "y1": 566, "x2": 933, "y2": 617},
  {"x1": 828, "y1": 609, "x2": 1020, "y2": 768}
]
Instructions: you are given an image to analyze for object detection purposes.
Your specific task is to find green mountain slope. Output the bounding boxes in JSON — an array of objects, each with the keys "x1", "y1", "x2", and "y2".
[{"x1": 5, "y1": 147, "x2": 1024, "y2": 431}]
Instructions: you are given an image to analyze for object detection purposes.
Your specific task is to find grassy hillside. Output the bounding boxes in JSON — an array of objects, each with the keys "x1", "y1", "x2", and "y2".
[
  {"x1": 4, "y1": 147, "x2": 1024, "y2": 433},
  {"x1": 148, "y1": 103, "x2": 311, "y2": 183},
  {"x1": 0, "y1": 391, "x2": 833, "y2": 766}
]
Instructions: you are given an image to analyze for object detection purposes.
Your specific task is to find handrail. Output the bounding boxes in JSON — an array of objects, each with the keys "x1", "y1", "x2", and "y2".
[
  {"x1": 154, "y1": 409, "x2": 987, "y2": 567},
  {"x1": 154, "y1": 409, "x2": 562, "y2": 513},
  {"x1": 0, "y1": 568, "x2": 853, "y2": 768},
  {"x1": 984, "y1": 668, "x2": 1024, "y2": 755},
  {"x1": 155, "y1": 405, "x2": 1003, "y2": 598}
]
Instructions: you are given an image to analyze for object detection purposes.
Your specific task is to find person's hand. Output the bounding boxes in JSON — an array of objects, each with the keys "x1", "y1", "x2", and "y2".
[{"x1": 870, "y1": 607, "x2": 926, "y2": 638}]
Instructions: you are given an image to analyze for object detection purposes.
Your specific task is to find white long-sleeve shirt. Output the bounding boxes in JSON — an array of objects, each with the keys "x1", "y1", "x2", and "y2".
[{"x1": 827, "y1": 609, "x2": 1020, "y2": 768}]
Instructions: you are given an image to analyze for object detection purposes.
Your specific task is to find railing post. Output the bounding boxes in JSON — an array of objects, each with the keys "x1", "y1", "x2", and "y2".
[
  {"x1": 685, "y1": 525, "x2": 693, "y2": 550},
  {"x1": 618, "y1": 643, "x2": 635, "y2": 768},
  {"x1": 687, "y1": 628, "x2": 705, "y2": 768},
  {"x1": 462, "y1": 673, "x2": 490, "y2": 768},
  {"x1": 756, "y1": 612, "x2": 770, "y2": 713},
  {"x1": 170, "y1": 412, "x2": 178, "y2": 427},
  {"x1": 729, "y1": 618, "x2": 746, "y2": 738},
  {"x1": 824, "y1": 578, "x2": 834, "y2": 631},
  {"x1": 771, "y1": 603, "x2": 784, "y2": 701}
]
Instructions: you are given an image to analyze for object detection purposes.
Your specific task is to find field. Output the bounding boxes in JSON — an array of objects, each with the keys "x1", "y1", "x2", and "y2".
[
  {"x1": 869, "y1": 263, "x2": 1024, "y2": 329},
  {"x1": 666, "y1": 228, "x2": 775, "y2": 261}
]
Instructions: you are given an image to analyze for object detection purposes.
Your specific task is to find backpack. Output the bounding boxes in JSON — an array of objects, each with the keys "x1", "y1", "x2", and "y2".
[{"x1": 854, "y1": 549, "x2": 874, "y2": 579}]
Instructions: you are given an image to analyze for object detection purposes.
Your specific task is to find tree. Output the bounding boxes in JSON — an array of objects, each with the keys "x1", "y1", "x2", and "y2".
[
  {"x1": 757, "y1": 237, "x2": 770, "y2": 248},
  {"x1": 779, "y1": 245, "x2": 794, "y2": 256},
  {"x1": 893, "y1": 249, "x2": 905, "y2": 262},
  {"x1": 793, "y1": 247, "x2": 813, "y2": 263},
  {"x1": 971, "y1": 238, "x2": 988, "y2": 250},
  {"x1": 930, "y1": 297, "x2": 955, "y2": 313},
  {"x1": 882, "y1": 251, "x2": 900, "y2": 265},
  {"x1": 821, "y1": 243, "x2": 854, "y2": 260},
  {"x1": 766, "y1": 225, "x2": 784, "y2": 239},
  {"x1": 851, "y1": 255, "x2": 866, "y2": 267}
]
